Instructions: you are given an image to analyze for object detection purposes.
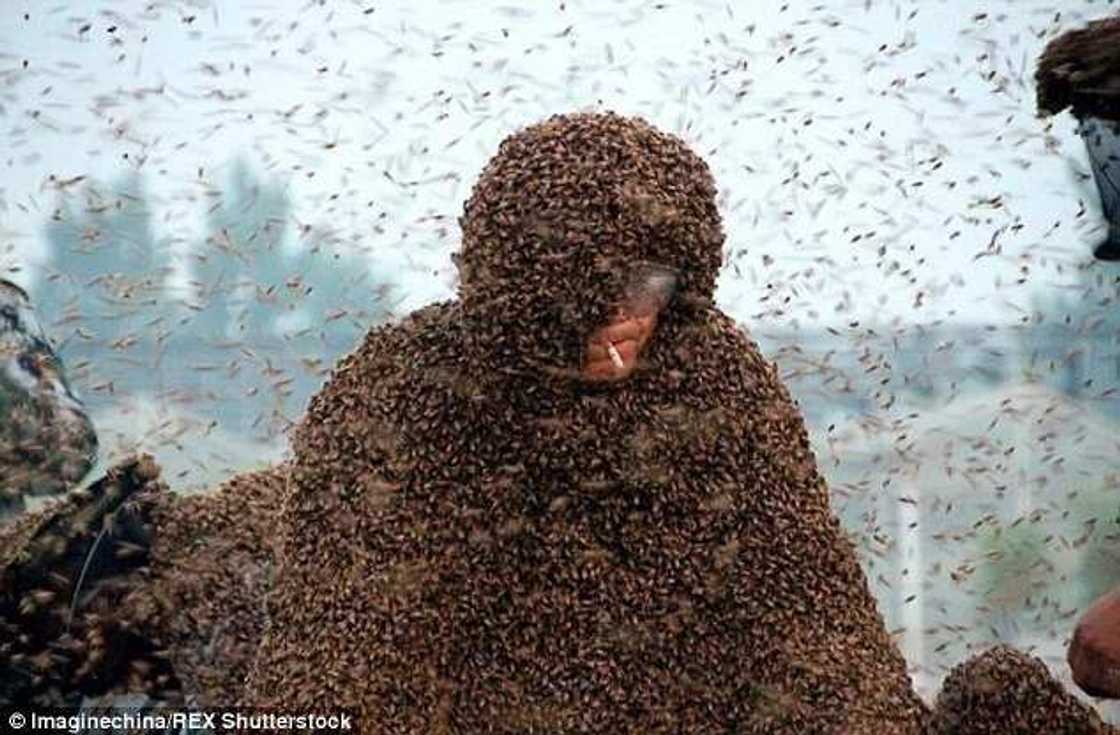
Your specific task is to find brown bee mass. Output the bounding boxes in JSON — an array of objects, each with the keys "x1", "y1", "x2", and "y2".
[
  {"x1": 0, "y1": 456, "x2": 281, "y2": 709},
  {"x1": 0, "y1": 456, "x2": 173, "y2": 706},
  {"x1": 1036, "y1": 14, "x2": 1120, "y2": 121},
  {"x1": 931, "y1": 645, "x2": 1109, "y2": 735},
  {"x1": 139, "y1": 466, "x2": 283, "y2": 706},
  {"x1": 244, "y1": 111, "x2": 929, "y2": 732}
]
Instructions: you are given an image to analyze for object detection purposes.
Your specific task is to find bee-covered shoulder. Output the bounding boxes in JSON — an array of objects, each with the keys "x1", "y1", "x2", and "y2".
[
  {"x1": 683, "y1": 307, "x2": 823, "y2": 490},
  {"x1": 294, "y1": 301, "x2": 462, "y2": 443},
  {"x1": 678, "y1": 308, "x2": 795, "y2": 406}
]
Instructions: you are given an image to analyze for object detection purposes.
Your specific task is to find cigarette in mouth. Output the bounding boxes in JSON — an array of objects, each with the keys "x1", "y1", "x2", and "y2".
[{"x1": 607, "y1": 343, "x2": 624, "y2": 369}]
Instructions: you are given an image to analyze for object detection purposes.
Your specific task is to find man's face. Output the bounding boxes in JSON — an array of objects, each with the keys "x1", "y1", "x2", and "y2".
[{"x1": 581, "y1": 264, "x2": 678, "y2": 382}]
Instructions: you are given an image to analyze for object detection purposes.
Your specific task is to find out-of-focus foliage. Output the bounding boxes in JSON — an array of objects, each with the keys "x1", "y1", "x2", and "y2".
[{"x1": 32, "y1": 160, "x2": 396, "y2": 481}]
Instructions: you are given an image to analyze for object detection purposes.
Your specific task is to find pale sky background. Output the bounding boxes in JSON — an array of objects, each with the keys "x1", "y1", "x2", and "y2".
[
  {"x1": 1, "y1": 0, "x2": 1115, "y2": 333},
  {"x1": 4, "y1": 0, "x2": 1120, "y2": 714}
]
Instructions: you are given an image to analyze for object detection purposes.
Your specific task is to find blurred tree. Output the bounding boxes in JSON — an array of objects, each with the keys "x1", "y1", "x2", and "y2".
[
  {"x1": 37, "y1": 172, "x2": 173, "y2": 400},
  {"x1": 186, "y1": 160, "x2": 395, "y2": 438},
  {"x1": 34, "y1": 159, "x2": 398, "y2": 448},
  {"x1": 976, "y1": 478, "x2": 1120, "y2": 647},
  {"x1": 190, "y1": 158, "x2": 291, "y2": 342},
  {"x1": 1073, "y1": 483, "x2": 1120, "y2": 613},
  {"x1": 256, "y1": 223, "x2": 394, "y2": 435}
]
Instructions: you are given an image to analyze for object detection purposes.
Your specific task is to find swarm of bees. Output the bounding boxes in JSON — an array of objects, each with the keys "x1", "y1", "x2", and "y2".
[
  {"x1": 2, "y1": 0, "x2": 1120, "y2": 730},
  {"x1": 243, "y1": 112, "x2": 1106, "y2": 731}
]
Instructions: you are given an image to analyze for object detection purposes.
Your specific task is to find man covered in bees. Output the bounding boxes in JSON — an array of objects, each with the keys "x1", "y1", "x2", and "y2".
[
  {"x1": 244, "y1": 111, "x2": 1105, "y2": 732},
  {"x1": 1, "y1": 112, "x2": 1109, "y2": 733}
]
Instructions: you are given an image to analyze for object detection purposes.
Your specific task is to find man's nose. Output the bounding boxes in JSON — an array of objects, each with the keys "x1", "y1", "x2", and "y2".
[{"x1": 628, "y1": 262, "x2": 678, "y2": 303}]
